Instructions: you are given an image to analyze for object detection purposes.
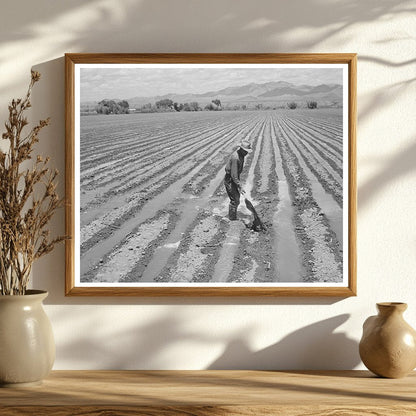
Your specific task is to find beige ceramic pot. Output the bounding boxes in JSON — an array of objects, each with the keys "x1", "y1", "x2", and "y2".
[
  {"x1": 359, "y1": 302, "x2": 416, "y2": 378},
  {"x1": 0, "y1": 290, "x2": 55, "y2": 387}
]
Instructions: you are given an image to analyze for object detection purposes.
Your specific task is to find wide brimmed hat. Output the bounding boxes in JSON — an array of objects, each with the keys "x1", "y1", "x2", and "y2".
[{"x1": 239, "y1": 140, "x2": 253, "y2": 153}]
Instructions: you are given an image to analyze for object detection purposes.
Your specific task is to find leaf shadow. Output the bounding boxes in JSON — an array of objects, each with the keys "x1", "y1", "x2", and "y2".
[{"x1": 207, "y1": 314, "x2": 360, "y2": 370}]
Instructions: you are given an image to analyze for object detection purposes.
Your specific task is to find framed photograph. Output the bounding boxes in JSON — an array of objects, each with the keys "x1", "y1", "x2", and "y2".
[{"x1": 65, "y1": 53, "x2": 356, "y2": 296}]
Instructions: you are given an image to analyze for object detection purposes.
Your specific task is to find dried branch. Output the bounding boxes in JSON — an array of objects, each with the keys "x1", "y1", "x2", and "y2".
[{"x1": 0, "y1": 71, "x2": 66, "y2": 295}]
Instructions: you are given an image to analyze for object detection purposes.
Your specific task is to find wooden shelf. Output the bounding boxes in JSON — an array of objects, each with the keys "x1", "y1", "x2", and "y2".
[{"x1": 1, "y1": 370, "x2": 415, "y2": 415}]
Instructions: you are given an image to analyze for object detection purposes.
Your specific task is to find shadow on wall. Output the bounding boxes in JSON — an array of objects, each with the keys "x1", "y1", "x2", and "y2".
[
  {"x1": 30, "y1": 57, "x2": 67, "y2": 301},
  {"x1": 208, "y1": 314, "x2": 360, "y2": 370},
  {"x1": 359, "y1": 138, "x2": 416, "y2": 209},
  {"x1": 54, "y1": 310, "x2": 215, "y2": 369},
  {"x1": 358, "y1": 77, "x2": 415, "y2": 127},
  {"x1": 53, "y1": 308, "x2": 359, "y2": 370},
  {"x1": 0, "y1": 0, "x2": 414, "y2": 96},
  {"x1": 0, "y1": 0, "x2": 413, "y2": 54}
]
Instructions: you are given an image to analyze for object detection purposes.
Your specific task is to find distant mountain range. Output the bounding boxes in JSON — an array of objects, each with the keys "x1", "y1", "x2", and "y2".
[{"x1": 82, "y1": 80, "x2": 342, "y2": 109}]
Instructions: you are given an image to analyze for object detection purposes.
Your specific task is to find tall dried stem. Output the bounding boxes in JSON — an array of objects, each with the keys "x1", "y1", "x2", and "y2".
[{"x1": 0, "y1": 71, "x2": 65, "y2": 295}]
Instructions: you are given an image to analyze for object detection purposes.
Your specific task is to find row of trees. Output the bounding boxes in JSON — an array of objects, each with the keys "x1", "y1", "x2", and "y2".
[
  {"x1": 139, "y1": 99, "x2": 222, "y2": 113},
  {"x1": 144, "y1": 99, "x2": 319, "y2": 112},
  {"x1": 83, "y1": 99, "x2": 326, "y2": 116},
  {"x1": 287, "y1": 101, "x2": 318, "y2": 109},
  {"x1": 96, "y1": 100, "x2": 130, "y2": 114}
]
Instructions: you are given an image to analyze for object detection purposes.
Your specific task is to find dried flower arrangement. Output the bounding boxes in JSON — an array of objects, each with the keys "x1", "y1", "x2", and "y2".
[{"x1": 0, "y1": 71, "x2": 65, "y2": 295}]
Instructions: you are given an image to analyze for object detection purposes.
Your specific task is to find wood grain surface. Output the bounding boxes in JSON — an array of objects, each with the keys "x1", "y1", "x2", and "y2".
[{"x1": 1, "y1": 370, "x2": 415, "y2": 415}]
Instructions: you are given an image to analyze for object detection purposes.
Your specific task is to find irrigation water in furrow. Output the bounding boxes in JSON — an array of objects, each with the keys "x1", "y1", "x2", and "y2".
[
  {"x1": 244, "y1": 117, "x2": 266, "y2": 204},
  {"x1": 80, "y1": 126, "x2": 213, "y2": 214},
  {"x1": 81, "y1": 116, "x2": 242, "y2": 191},
  {"x1": 182, "y1": 118, "x2": 264, "y2": 195},
  {"x1": 286, "y1": 118, "x2": 343, "y2": 162},
  {"x1": 80, "y1": 118, "x2": 263, "y2": 280},
  {"x1": 82, "y1": 116, "x2": 255, "y2": 209},
  {"x1": 226, "y1": 118, "x2": 274, "y2": 283},
  {"x1": 281, "y1": 118, "x2": 343, "y2": 186},
  {"x1": 284, "y1": 118, "x2": 343, "y2": 168},
  {"x1": 94, "y1": 116, "x2": 265, "y2": 283},
  {"x1": 275, "y1": 117, "x2": 343, "y2": 246},
  {"x1": 80, "y1": 116, "x2": 261, "y2": 249},
  {"x1": 139, "y1": 126, "x2": 260, "y2": 283},
  {"x1": 158, "y1": 215, "x2": 221, "y2": 283},
  {"x1": 273, "y1": 117, "x2": 342, "y2": 282},
  {"x1": 147, "y1": 118, "x2": 266, "y2": 283},
  {"x1": 80, "y1": 110, "x2": 345, "y2": 284},
  {"x1": 81, "y1": 127, "x2": 241, "y2": 258},
  {"x1": 91, "y1": 213, "x2": 172, "y2": 282},
  {"x1": 292, "y1": 130, "x2": 343, "y2": 196},
  {"x1": 280, "y1": 118, "x2": 342, "y2": 196},
  {"x1": 252, "y1": 117, "x2": 271, "y2": 195},
  {"x1": 280, "y1": 119, "x2": 343, "y2": 206},
  {"x1": 82, "y1": 113, "x2": 262, "y2": 202},
  {"x1": 285, "y1": 120, "x2": 343, "y2": 182},
  {"x1": 270, "y1": 117, "x2": 303, "y2": 282},
  {"x1": 80, "y1": 114, "x2": 242, "y2": 182},
  {"x1": 211, "y1": 117, "x2": 268, "y2": 283},
  {"x1": 239, "y1": 118, "x2": 273, "y2": 281},
  {"x1": 81, "y1": 112, "x2": 255, "y2": 169}
]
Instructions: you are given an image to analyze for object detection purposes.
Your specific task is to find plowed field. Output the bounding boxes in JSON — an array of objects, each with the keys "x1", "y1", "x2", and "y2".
[{"x1": 79, "y1": 109, "x2": 344, "y2": 284}]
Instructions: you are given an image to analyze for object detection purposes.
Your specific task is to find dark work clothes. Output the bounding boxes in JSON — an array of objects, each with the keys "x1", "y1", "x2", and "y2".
[
  {"x1": 224, "y1": 150, "x2": 245, "y2": 190},
  {"x1": 224, "y1": 149, "x2": 246, "y2": 220}
]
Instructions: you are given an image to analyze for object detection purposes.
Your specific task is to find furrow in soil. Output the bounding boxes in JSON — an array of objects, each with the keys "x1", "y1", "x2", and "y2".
[{"x1": 273, "y1": 117, "x2": 342, "y2": 283}]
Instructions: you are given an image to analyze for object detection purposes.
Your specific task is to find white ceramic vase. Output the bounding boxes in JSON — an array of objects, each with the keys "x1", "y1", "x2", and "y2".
[{"x1": 0, "y1": 290, "x2": 55, "y2": 387}]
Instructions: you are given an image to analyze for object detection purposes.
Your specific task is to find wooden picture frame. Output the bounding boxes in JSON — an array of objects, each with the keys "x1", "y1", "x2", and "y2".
[{"x1": 65, "y1": 53, "x2": 356, "y2": 296}]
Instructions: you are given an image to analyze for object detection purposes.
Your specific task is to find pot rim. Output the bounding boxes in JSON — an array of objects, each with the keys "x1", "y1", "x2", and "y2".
[
  {"x1": 377, "y1": 302, "x2": 407, "y2": 306},
  {"x1": 0, "y1": 290, "x2": 48, "y2": 301},
  {"x1": 377, "y1": 302, "x2": 407, "y2": 312}
]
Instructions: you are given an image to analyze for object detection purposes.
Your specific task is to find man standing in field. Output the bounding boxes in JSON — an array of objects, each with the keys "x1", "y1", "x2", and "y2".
[{"x1": 224, "y1": 140, "x2": 252, "y2": 220}]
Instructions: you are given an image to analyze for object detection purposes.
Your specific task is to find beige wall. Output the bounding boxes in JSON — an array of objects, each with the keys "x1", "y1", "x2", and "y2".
[{"x1": 1, "y1": 0, "x2": 415, "y2": 369}]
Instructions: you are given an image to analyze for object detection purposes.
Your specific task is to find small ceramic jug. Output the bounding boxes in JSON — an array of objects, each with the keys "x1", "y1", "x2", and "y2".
[{"x1": 359, "y1": 302, "x2": 416, "y2": 378}]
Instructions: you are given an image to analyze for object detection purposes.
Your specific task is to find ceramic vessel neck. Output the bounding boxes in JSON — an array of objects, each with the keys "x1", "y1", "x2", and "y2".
[{"x1": 377, "y1": 302, "x2": 407, "y2": 316}]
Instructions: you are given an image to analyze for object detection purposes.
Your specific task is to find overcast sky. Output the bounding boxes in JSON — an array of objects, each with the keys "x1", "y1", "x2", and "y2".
[{"x1": 80, "y1": 66, "x2": 343, "y2": 102}]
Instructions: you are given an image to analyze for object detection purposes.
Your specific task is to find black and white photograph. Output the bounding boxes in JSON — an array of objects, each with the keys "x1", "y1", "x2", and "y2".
[{"x1": 66, "y1": 54, "x2": 356, "y2": 295}]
